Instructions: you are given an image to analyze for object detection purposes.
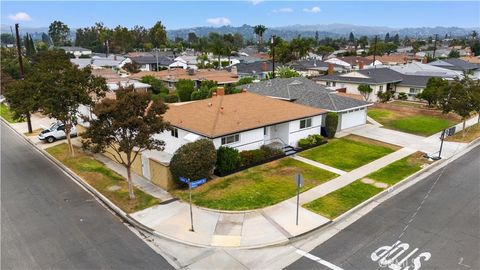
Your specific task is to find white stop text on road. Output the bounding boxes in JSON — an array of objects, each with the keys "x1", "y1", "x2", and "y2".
[{"x1": 371, "y1": 240, "x2": 431, "y2": 270}]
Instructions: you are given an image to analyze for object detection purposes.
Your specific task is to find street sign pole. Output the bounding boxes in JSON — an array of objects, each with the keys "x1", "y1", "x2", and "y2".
[
  {"x1": 294, "y1": 173, "x2": 304, "y2": 226},
  {"x1": 437, "y1": 129, "x2": 446, "y2": 160},
  {"x1": 189, "y1": 181, "x2": 194, "y2": 232},
  {"x1": 296, "y1": 181, "x2": 300, "y2": 226}
]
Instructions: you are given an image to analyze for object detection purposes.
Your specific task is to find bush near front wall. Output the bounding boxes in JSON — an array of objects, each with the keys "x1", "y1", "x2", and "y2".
[
  {"x1": 240, "y1": 149, "x2": 265, "y2": 167},
  {"x1": 170, "y1": 139, "x2": 217, "y2": 186},
  {"x1": 216, "y1": 146, "x2": 242, "y2": 175},
  {"x1": 325, "y1": 112, "x2": 339, "y2": 139},
  {"x1": 297, "y1": 134, "x2": 326, "y2": 149}
]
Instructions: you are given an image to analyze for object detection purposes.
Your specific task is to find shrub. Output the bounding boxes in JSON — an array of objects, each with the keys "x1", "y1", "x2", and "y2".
[
  {"x1": 260, "y1": 145, "x2": 284, "y2": 158},
  {"x1": 297, "y1": 134, "x2": 325, "y2": 148},
  {"x1": 237, "y1": 77, "x2": 254, "y2": 85},
  {"x1": 141, "y1": 75, "x2": 169, "y2": 95},
  {"x1": 240, "y1": 149, "x2": 265, "y2": 167},
  {"x1": 325, "y1": 112, "x2": 339, "y2": 139},
  {"x1": 398, "y1": 92, "x2": 408, "y2": 100},
  {"x1": 176, "y1": 79, "x2": 195, "y2": 102},
  {"x1": 377, "y1": 90, "x2": 393, "y2": 103},
  {"x1": 163, "y1": 94, "x2": 179, "y2": 103},
  {"x1": 216, "y1": 146, "x2": 241, "y2": 175},
  {"x1": 170, "y1": 139, "x2": 217, "y2": 185}
]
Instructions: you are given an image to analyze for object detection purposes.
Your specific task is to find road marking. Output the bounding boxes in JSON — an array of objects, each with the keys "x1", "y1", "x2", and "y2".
[
  {"x1": 371, "y1": 241, "x2": 431, "y2": 270},
  {"x1": 295, "y1": 249, "x2": 344, "y2": 270},
  {"x1": 458, "y1": 257, "x2": 471, "y2": 268}
]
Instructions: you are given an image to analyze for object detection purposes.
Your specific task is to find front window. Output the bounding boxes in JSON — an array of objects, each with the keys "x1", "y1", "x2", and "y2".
[
  {"x1": 379, "y1": 85, "x2": 384, "y2": 91},
  {"x1": 221, "y1": 134, "x2": 240, "y2": 145},
  {"x1": 409, "y1": 88, "x2": 422, "y2": 96},
  {"x1": 300, "y1": 118, "x2": 312, "y2": 129}
]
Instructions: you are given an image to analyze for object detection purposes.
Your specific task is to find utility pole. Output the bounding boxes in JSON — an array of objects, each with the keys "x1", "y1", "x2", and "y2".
[
  {"x1": 155, "y1": 47, "x2": 159, "y2": 71},
  {"x1": 15, "y1": 23, "x2": 32, "y2": 134},
  {"x1": 271, "y1": 35, "x2": 276, "y2": 79},
  {"x1": 432, "y1": 34, "x2": 438, "y2": 59},
  {"x1": 373, "y1": 35, "x2": 378, "y2": 67},
  {"x1": 105, "y1": 40, "x2": 109, "y2": 58}
]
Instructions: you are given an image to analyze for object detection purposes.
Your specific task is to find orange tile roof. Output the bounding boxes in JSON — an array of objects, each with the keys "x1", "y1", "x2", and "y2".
[
  {"x1": 367, "y1": 54, "x2": 421, "y2": 64},
  {"x1": 335, "y1": 92, "x2": 366, "y2": 101},
  {"x1": 164, "y1": 92, "x2": 325, "y2": 138},
  {"x1": 129, "y1": 69, "x2": 240, "y2": 84},
  {"x1": 460, "y1": 56, "x2": 480, "y2": 64}
]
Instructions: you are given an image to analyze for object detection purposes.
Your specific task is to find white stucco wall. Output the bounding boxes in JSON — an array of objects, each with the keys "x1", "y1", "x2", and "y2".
[
  {"x1": 287, "y1": 115, "x2": 322, "y2": 147},
  {"x1": 212, "y1": 128, "x2": 265, "y2": 151}
]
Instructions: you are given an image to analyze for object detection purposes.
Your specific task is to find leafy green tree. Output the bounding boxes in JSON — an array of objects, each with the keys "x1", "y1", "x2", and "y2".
[
  {"x1": 176, "y1": 79, "x2": 195, "y2": 102},
  {"x1": 316, "y1": 45, "x2": 335, "y2": 59},
  {"x1": 357, "y1": 84, "x2": 373, "y2": 101},
  {"x1": 276, "y1": 66, "x2": 300, "y2": 78},
  {"x1": 448, "y1": 50, "x2": 460, "y2": 58},
  {"x1": 82, "y1": 86, "x2": 169, "y2": 199},
  {"x1": 112, "y1": 25, "x2": 135, "y2": 53},
  {"x1": 208, "y1": 33, "x2": 226, "y2": 69},
  {"x1": 253, "y1": 25, "x2": 267, "y2": 49},
  {"x1": 468, "y1": 78, "x2": 480, "y2": 124},
  {"x1": 3, "y1": 76, "x2": 39, "y2": 124},
  {"x1": 237, "y1": 77, "x2": 254, "y2": 85},
  {"x1": 48, "y1": 20, "x2": 71, "y2": 46},
  {"x1": 149, "y1": 21, "x2": 167, "y2": 48},
  {"x1": 131, "y1": 25, "x2": 149, "y2": 50},
  {"x1": 357, "y1": 36, "x2": 369, "y2": 50},
  {"x1": 0, "y1": 33, "x2": 15, "y2": 44},
  {"x1": 140, "y1": 75, "x2": 168, "y2": 95},
  {"x1": 348, "y1": 32, "x2": 355, "y2": 43},
  {"x1": 418, "y1": 77, "x2": 448, "y2": 107},
  {"x1": 384, "y1": 33, "x2": 390, "y2": 43},
  {"x1": 377, "y1": 90, "x2": 393, "y2": 103},
  {"x1": 187, "y1": 32, "x2": 198, "y2": 45},
  {"x1": 34, "y1": 50, "x2": 107, "y2": 156},
  {"x1": 325, "y1": 112, "x2": 338, "y2": 138},
  {"x1": 170, "y1": 139, "x2": 217, "y2": 184},
  {"x1": 24, "y1": 33, "x2": 36, "y2": 57}
]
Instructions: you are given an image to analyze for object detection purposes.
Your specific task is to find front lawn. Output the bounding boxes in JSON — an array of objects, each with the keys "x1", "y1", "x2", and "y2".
[
  {"x1": 298, "y1": 135, "x2": 397, "y2": 171},
  {"x1": 366, "y1": 152, "x2": 430, "y2": 186},
  {"x1": 46, "y1": 143, "x2": 159, "y2": 213},
  {"x1": 390, "y1": 101, "x2": 426, "y2": 109},
  {"x1": 304, "y1": 152, "x2": 432, "y2": 219},
  {"x1": 446, "y1": 123, "x2": 480, "y2": 143},
  {"x1": 368, "y1": 107, "x2": 457, "y2": 136},
  {"x1": 304, "y1": 180, "x2": 383, "y2": 219},
  {"x1": 0, "y1": 103, "x2": 24, "y2": 123},
  {"x1": 173, "y1": 157, "x2": 338, "y2": 211}
]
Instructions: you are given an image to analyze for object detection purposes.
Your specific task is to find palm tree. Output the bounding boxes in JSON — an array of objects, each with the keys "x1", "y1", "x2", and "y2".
[
  {"x1": 253, "y1": 25, "x2": 267, "y2": 50},
  {"x1": 209, "y1": 37, "x2": 225, "y2": 70}
]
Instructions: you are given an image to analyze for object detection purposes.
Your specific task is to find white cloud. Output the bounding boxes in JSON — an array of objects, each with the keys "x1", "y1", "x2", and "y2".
[
  {"x1": 303, "y1": 6, "x2": 321, "y2": 13},
  {"x1": 272, "y1": 7, "x2": 293, "y2": 13},
  {"x1": 206, "y1": 17, "x2": 231, "y2": 26},
  {"x1": 8, "y1": 12, "x2": 32, "y2": 22},
  {"x1": 248, "y1": 0, "x2": 263, "y2": 5}
]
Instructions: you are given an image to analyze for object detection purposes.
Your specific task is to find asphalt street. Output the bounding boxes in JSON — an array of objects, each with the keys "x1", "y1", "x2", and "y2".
[
  {"x1": 1, "y1": 121, "x2": 174, "y2": 269},
  {"x1": 288, "y1": 144, "x2": 480, "y2": 270}
]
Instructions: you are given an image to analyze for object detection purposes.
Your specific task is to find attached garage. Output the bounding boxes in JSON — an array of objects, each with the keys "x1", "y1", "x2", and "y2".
[{"x1": 339, "y1": 107, "x2": 367, "y2": 130}]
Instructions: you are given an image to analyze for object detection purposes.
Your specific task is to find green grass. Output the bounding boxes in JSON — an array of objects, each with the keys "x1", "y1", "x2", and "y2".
[
  {"x1": 366, "y1": 154, "x2": 424, "y2": 186},
  {"x1": 298, "y1": 136, "x2": 396, "y2": 171},
  {"x1": 446, "y1": 123, "x2": 480, "y2": 143},
  {"x1": 0, "y1": 103, "x2": 24, "y2": 123},
  {"x1": 173, "y1": 157, "x2": 338, "y2": 211},
  {"x1": 368, "y1": 108, "x2": 457, "y2": 136},
  {"x1": 47, "y1": 143, "x2": 159, "y2": 213},
  {"x1": 391, "y1": 101, "x2": 425, "y2": 109},
  {"x1": 304, "y1": 180, "x2": 383, "y2": 219}
]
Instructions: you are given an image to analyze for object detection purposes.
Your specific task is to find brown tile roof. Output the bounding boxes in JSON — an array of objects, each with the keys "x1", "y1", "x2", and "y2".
[
  {"x1": 366, "y1": 54, "x2": 421, "y2": 64},
  {"x1": 129, "y1": 69, "x2": 240, "y2": 84},
  {"x1": 335, "y1": 56, "x2": 374, "y2": 66},
  {"x1": 335, "y1": 92, "x2": 366, "y2": 101},
  {"x1": 92, "y1": 69, "x2": 128, "y2": 83},
  {"x1": 164, "y1": 92, "x2": 325, "y2": 138},
  {"x1": 460, "y1": 56, "x2": 480, "y2": 64}
]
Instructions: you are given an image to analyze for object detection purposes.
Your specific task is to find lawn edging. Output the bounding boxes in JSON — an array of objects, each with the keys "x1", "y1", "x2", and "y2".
[
  {"x1": 331, "y1": 140, "x2": 480, "y2": 225},
  {"x1": 0, "y1": 118, "x2": 214, "y2": 249}
]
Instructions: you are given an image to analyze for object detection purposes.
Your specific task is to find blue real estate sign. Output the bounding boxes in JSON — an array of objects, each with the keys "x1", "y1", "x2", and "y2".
[
  {"x1": 189, "y1": 178, "x2": 207, "y2": 188},
  {"x1": 179, "y1": 177, "x2": 190, "y2": 184}
]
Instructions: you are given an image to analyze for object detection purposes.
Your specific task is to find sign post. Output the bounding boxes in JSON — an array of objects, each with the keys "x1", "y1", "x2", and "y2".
[
  {"x1": 179, "y1": 177, "x2": 207, "y2": 232},
  {"x1": 295, "y1": 173, "x2": 304, "y2": 226}
]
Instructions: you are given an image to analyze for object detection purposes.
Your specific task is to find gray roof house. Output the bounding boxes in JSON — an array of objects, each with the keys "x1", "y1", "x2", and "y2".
[
  {"x1": 288, "y1": 60, "x2": 345, "y2": 76},
  {"x1": 122, "y1": 55, "x2": 174, "y2": 71},
  {"x1": 314, "y1": 68, "x2": 404, "y2": 85},
  {"x1": 429, "y1": 58, "x2": 479, "y2": 73},
  {"x1": 229, "y1": 61, "x2": 273, "y2": 80},
  {"x1": 238, "y1": 77, "x2": 372, "y2": 130}
]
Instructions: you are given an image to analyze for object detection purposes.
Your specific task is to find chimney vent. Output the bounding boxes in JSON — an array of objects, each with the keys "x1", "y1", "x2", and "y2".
[
  {"x1": 327, "y1": 63, "x2": 334, "y2": 75},
  {"x1": 262, "y1": 62, "x2": 268, "y2": 71},
  {"x1": 359, "y1": 61, "x2": 364, "y2": 70},
  {"x1": 217, "y1": 87, "x2": 225, "y2": 96}
]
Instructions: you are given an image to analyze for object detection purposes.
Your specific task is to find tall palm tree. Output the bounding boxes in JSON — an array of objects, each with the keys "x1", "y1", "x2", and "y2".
[{"x1": 253, "y1": 25, "x2": 267, "y2": 50}]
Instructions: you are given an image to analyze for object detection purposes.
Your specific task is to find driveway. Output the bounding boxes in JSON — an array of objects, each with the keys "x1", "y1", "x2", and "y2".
[{"x1": 346, "y1": 124, "x2": 425, "y2": 148}]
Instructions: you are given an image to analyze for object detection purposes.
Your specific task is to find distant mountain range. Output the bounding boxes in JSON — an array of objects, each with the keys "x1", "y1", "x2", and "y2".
[{"x1": 2, "y1": 23, "x2": 478, "y2": 41}]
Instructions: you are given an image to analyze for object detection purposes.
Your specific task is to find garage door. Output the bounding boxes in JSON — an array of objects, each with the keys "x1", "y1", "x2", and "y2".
[{"x1": 340, "y1": 108, "x2": 367, "y2": 130}]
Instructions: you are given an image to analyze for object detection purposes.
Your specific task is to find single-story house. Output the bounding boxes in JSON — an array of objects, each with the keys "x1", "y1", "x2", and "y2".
[
  {"x1": 366, "y1": 54, "x2": 422, "y2": 66},
  {"x1": 120, "y1": 54, "x2": 174, "y2": 71},
  {"x1": 238, "y1": 77, "x2": 372, "y2": 130},
  {"x1": 71, "y1": 55, "x2": 126, "y2": 69},
  {"x1": 288, "y1": 60, "x2": 345, "y2": 77},
  {"x1": 325, "y1": 56, "x2": 381, "y2": 70},
  {"x1": 59, "y1": 46, "x2": 92, "y2": 57},
  {"x1": 429, "y1": 58, "x2": 480, "y2": 78},
  {"x1": 129, "y1": 69, "x2": 240, "y2": 90},
  {"x1": 156, "y1": 90, "x2": 326, "y2": 156},
  {"x1": 314, "y1": 68, "x2": 404, "y2": 102},
  {"x1": 394, "y1": 75, "x2": 432, "y2": 100},
  {"x1": 389, "y1": 62, "x2": 463, "y2": 79},
  {"x1": 229, "y1": 61, "x2": 273, "y2": 80},
  {"x1": 169, "y1": 56, "x2": 199, "y2": 70}
]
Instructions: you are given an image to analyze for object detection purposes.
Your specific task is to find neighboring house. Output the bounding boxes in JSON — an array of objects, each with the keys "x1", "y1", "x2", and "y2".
[
  {"x1": 59, "y1": 46, "x2": 92, "y2": 57},
  {"x1": 229, "y1": 61, "x2": 273, "y2": 80},
  {"x1": 238, "y1": 77, "x2": 371, "y2": 130},
  {"x1": 416, "y1": 48, "x2": 451, "y2": 58},
  {"x1": 366, "y1": 54, "x2": 422, "y2": 66},
  {"x1": 325, "y1": 56, "x2": 381, "y2": 70},
  {"x1": 460, "y1": 56, "x2": 480, "y2": 65},
  {"x1": 92, "y1": 69, "x2": 150, "y2": 92},
  {"x1": 288, "y1": 60, "x2": 345, "y2": 77},
  {"x1": 129, "y1": 68, "x2": 240, "y2": 89},
  {"x1": 156, "y1": 91, "x2": 326, "y2": 155},
  {"x1": 120, "y1": 54, "x2": 174, "y2": 71},
  {"x1": 429, "y1": 58, "x2": 480, "y2": 78},
  {"x1": 314, "y1": 68, "x2": 404, "y2": 102},
  {"x1": 72, "y1": 55, "x2": 127, "y2": 69},
  {"x1": 394, "y1": 75, "x2": 432, "y2": 100},
  {"x1": 389, "y1": 61, "x2": 463, "y2": 79},
  {"x1": 169, "y1": 56, "x2": 199, "y2": 69}
]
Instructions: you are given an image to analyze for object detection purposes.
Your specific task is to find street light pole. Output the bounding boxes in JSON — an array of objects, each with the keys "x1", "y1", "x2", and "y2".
[
  {"x1": 155, "y1": 47, "x2": 159, "y2": 72},
  {"x1": 188, "y1": 180, "x2": 194, "y2": 232},
  {"x1": 271, "y1": 35, "x2": 276, "y2": 79}
]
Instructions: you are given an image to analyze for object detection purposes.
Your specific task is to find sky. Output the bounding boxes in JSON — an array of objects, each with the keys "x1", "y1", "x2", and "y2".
[{"x1": 1, "y1": 1, "x2": 479, "y2": 30}]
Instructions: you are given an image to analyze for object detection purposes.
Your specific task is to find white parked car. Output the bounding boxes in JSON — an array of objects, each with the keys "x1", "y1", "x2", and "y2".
[{"x1": 38, "y1": 122, "x2": 77, "y2": 143}]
